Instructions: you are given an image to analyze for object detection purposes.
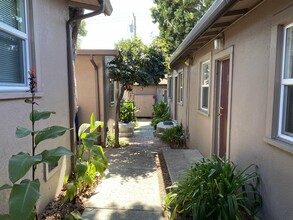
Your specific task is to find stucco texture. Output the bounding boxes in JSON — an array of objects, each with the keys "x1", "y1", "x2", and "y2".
[
  {"x1": 170, "y1": 0, "x2": 293, "y2": 218},
  {"x1": 0, "y1": 0, "x2": 71, "y2": 213}
]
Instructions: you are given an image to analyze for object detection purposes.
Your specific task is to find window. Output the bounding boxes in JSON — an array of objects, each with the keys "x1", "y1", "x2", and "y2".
[
  {"x1": 168, "y1": 76, "x2": 172, "y2": 99},
  {"x1": 200, "y1": 60, "x2": 210, "y2": 111},
  {"x1": 105, "y1": 56, "x2": 116, "y2": 106},
  {"x1": 0, "y1": 0, "x2": 29, "y2": 91},
  {"x1": 278, "y1": 24, "x2": 293, "y2": 142},
  {"x1": 109, "y1": 79, "x2": 115, "y2": 105},
  {"x1": 177, "y1": 70, "x2": 183, "y2": 103}
]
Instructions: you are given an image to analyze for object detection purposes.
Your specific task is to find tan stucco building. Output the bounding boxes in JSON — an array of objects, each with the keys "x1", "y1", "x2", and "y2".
[
  {"x1": 0, "y1": 0, "x2": 112, "y2": 213},
  {"x1": 75, "y1": 49, "x2": 117, "y2": 146},
  {"x1": 169, "y1": 0, "x2": 293, "y2": 218},
  {"x1": 127, "y1": 79, "x2": 167, "y2": 117}
]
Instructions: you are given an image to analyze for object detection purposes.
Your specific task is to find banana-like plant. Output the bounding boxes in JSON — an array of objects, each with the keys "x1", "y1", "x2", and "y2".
[
  {"x1": 64, "y1": 113, "x2": 108, "y2": 202},
  {"x1": 0, "y1": 68, "x2": 73, "y2": 220}
]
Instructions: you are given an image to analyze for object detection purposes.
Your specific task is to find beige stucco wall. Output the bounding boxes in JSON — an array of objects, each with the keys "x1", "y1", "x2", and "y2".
[
  {"x1": 170, "y1": 0, "x2": 293, "y2": 218},
  {"x1": 0, "y1": 0, "x2": 71, "y2": 213},
  {"x1": 75, "y1": 54, "x2": 116, "y2": 146}
]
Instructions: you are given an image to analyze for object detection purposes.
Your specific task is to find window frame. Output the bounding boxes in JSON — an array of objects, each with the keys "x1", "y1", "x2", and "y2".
[
  {"x1": 177, "y1": 69, "x2": 183, "y2": 104},
  {"x1": 109, "y1": 79, "x2": 115, "y2": 106},
  {"x1": 0, "y1": 0, "x2": 30, "y2": 91},
  {"x1": 278, "y1": 23, "x2": 293, "y2": 143},
  {"x1": 167, "y1": 76, "x2": 173, "y2": 99},
  {"x1": 199, "y1": 60, "x2": 210, "y2": 112}
]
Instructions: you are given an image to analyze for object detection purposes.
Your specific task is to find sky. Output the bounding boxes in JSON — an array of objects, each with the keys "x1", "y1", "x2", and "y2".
[{"x1": 80, "y1": 0, "x2": 159, "y2": 49}]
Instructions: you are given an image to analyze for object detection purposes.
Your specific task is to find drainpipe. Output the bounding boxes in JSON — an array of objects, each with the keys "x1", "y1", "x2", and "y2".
[
  {"x1": 90, "y1": 56, "x2": 104, "y2": 145},
  {"x1": 90, "y1": 56, "x2": 101, "y2": 121},
  {"x1": 66, "y1": 0, "x2": 105, "y2": 172}
]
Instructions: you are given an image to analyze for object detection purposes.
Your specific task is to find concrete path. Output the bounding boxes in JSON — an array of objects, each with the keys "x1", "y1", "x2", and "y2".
[
  {"x1": 82, "y1": 119, "x2": 204, "y2": 219},
  {"x1": 82, "y1": 119, "x2": 169, "y2": 220}
]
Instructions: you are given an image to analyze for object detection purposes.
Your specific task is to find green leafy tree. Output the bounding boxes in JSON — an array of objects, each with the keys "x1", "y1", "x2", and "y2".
[
  {"x1": 77, "y1": 20, "x2": 88, "y2": 49},
  {"x1": 151, "y1": 0, "x2": 215, "y2": 54},
  {"x1": 108, "y1": 36, "x2": 168, "y2": 147}
]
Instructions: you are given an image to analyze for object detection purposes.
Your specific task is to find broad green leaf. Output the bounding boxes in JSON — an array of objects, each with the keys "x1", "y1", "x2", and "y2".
[
  {"x1": 90, "y1": 113, "x2": 95, "y2": 131},
  {"x1": 69, "y1": 210, "x2": 83, "y2": 220},
  {"x1": 66, "y1": 182, "x2": 76, "y2": 202},
  {"x1": 78, "y1": 123, "x2": 90, "y2": 138},
  {"x1": 0, "y1": 214, "x2": 10, "y2": 220},
  {"x1": 9, "y1": 153, "x2": 42, "y2": 183},
  {"x1": 86, "y1": 132, "x2": 101, "y2": 140},
  {"x1": 64, "y1": 175, "x2": 69, "y2": 184},
  {"x1": 15, "y1": 127, "x2": 31, "y2": 138},
  {"x1": 76, "y1": 161, "x2": 87, "y2": 177},
  {"x1": 82, "y1": 174, "x2": 94, "y2": 185},
  {"x1": 39, "y1": 146, "x2": 73, "y2": 164},
  {"x1": 29, "y1": 110, "x2": 55, "y2": 122},
  {"x1": 92, "y1": 159, "x2": 105, "y2": 176},
  {"x1": 9, "y1": 179, "x2": 40, "y2": 220},
  {"x1": 35, "y1": 126, "x2": 69, "y2": 145},
  {"x1": 82, "y1": 138, "x2": 94, "y2": 150},
  {"x1": 0, "y1": 184, "x2": 12, "y2": 191}
]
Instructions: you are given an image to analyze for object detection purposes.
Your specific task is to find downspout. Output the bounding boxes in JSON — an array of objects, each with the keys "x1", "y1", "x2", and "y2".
[
  {"x1": 66, "y1": 0, "x2": 105, "y2": 171},
  {"x1": 90, "y1": 56, "x2": 103, "y2": 145},
  {"x1": 90, "y1": 56, "x2": 101, "y2": 121}
]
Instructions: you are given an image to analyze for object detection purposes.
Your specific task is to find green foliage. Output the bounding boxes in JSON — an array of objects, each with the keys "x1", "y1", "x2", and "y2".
[
  {"x1": 120, "y1": 100, "x2": 136, "y2": 123},
  {"x1": 160, "y1": 124, "x2": 185, "y2": 147},
  {"x1": 77, "y1": 20, "x2": 87, "y2": 49},
  {"x1": 108, "y1": 36, "x2": 167, "y2": 87},
  {"x1": 151, "y1": 0, "x2": 215, "y2": 54},
  {"x1": 165, "y1": 156, "x2": 262, "y2": 220},
  {"x1": 108, "y1": 36, "x2": 169, "y2": 147},
  {"x1": 106, "y1": 133, "x2": 129, "y2": 148},
  {"x1": 0, "y1": 109, "x2": 72, "y2": 219},
  {"x1": 64, "y1": 113, "x2": 108, "y2": 202},
  {"x1": 151, "y1": 101, "x2": 171, "y2": 128}
]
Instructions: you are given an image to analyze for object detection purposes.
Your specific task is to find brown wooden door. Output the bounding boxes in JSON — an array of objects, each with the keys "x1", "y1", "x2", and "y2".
[{"x1": 218, "y1": 59, "x2": 230, "y2": 158}]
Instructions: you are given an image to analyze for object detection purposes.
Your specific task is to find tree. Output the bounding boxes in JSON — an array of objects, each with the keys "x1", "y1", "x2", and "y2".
[
  {"x1": 151, "y1": 0, "x2": 215, "y2": 55},
  {"x1": 108, "y1": 37, "x2": 168, "y2": 147},
  {"x1": 77, "y1": 20, "x2": 88, "y2": 49}
]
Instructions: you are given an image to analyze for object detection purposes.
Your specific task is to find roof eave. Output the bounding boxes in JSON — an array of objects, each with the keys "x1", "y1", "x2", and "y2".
[
  {"x1": 170, "y1": 0, "x2": 237, "y2": 67},
  {"x1": 68, "y1": 0, "x2": 113, "y2": 16}
]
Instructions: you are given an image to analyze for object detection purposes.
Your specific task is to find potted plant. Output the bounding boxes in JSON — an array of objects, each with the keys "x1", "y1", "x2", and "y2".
[{"x1": 118, "y1": 99, "x2": 137, "y2": 137}]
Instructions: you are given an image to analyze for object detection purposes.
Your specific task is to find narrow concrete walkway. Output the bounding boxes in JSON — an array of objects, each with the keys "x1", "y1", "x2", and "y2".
[
  {"x1": 82, "y1": 119, "x2": 203, "y2": 219},
  {"x1": 82, "y1": 119, "x2": 169, "y2": 220}
]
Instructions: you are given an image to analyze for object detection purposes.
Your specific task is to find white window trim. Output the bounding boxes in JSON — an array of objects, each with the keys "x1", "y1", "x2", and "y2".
[
  {"x1": 177, "y1": 69, "x2": 183, "y2": 104},
  {"x1": 278, "y1": 23, "x2": 293, "y2": 143},
  {"x1": 200, "y1": 60, "x2": 210, "y2": 112},
  {"x1": 0, "y1": 0, "x2": 30, "y2": 92}
]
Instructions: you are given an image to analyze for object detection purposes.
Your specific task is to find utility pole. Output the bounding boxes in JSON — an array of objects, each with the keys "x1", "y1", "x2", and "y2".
[{"x1": 133, "y1": 13, "x2": 136, "y2": 36}]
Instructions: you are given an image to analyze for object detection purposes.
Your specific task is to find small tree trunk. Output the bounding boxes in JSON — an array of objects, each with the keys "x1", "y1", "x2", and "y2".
[{"x1": 114, "y1": 84, "x2": 125, "y2": 147}]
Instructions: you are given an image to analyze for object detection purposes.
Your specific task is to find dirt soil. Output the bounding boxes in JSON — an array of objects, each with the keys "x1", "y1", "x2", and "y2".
[{"x1": 39, "y1": 153, "x2": 172, "y2": 219}]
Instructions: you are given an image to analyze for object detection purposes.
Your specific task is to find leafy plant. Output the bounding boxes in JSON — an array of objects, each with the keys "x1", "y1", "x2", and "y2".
[
  {"x1": 106, "y1": 133, "x2": 129, "y2": 148},
  {"x1": 160, "y1": 124, "x2": 185, "y2": 147},
  {"x1": 64, "y1": 113, "x2": 108, "y2": 202},
  {"x1": 151, "y1": 101, "x2": 171, "y2": 128},
  {"x1": 120, "y1": 100, "x2": 136, "y2": 123},
  {"x1": 108, "y1": 36, "x2": 168, "y2": 147},
  {"x1": 0, "y1": 68, "x2": 73, "y2": 220},
  {"x1": 165, "y1": 156, "x2": 262, "y2": 220}
]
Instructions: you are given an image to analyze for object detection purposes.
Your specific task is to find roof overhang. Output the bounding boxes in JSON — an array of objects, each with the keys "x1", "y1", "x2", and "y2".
[
  {"x1": 68, "y1": 0, "x2": 113, "y2": 16},
  {"x1": 77, "y1": 49, "x2": 118, "y2": 56},
  {"x1": 170, "y1": 0, "x2": 265, "y2": 68}
]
